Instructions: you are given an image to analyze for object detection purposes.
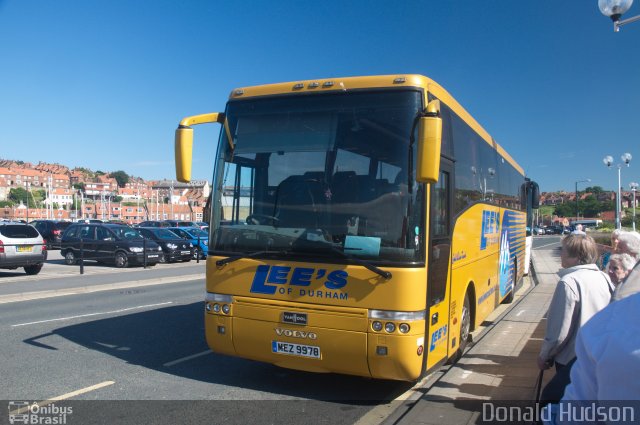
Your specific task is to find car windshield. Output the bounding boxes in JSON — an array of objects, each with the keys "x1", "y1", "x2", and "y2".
[
  {"x1": 110, "y1": 226, "x2": 142, "y2": 239},
  {"x1": 186, "y1": 228, "x2": 208, "y2": 238},
  {"x1": 209, "y1": 89, "x2": 425, "y2": 265},
  {"x1": 152, "y1": 229, "x2": 181, "y2": 240}
]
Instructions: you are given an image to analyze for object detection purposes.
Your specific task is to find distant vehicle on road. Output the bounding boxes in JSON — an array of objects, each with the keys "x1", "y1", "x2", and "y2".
[
  {"x1": 137, "y1": 227, "x2": 193, "y2": 263},
  {"x1": 0, "y1": 222, "x2": 46, "y2": 275},
  {"x1": 61, "y1": 223, "x2": 161, "y2": 268},
  {"x1": 533, "y1": 227, "x2": 545, "y2": 235}
]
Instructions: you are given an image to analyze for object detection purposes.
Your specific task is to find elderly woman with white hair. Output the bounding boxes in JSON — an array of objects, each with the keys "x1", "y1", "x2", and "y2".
[
  {"x1": 606, "y1": 253, "x2": 636, "y2": 287},
  {"x1": 611, "y1": 231, "x2": 640, "y2": 301}
]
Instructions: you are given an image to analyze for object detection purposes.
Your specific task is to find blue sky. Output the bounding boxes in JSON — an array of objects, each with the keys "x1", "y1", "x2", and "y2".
[{"x1": 1, "y1": 0, "x2": 639, "y2": 192}]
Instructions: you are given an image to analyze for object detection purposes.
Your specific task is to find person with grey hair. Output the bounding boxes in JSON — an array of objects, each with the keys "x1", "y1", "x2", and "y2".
[
  {"x1": 537, "y1": 234, "x2": 614, "y2": 406},
  {"x1": 611, "y1": 231, "x2": 640, "y2": 301},
  {"x1": 615, "y1": 231, "x2": 640, "y2": 260},
  {"x1": 606, "y1": 253, "x2": 636, "y2": 286}
]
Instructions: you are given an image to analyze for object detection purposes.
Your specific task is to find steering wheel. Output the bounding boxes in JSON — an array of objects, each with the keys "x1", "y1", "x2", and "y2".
[{"x1": 246, "y1": 214, "x2": 279, "y2": 225}]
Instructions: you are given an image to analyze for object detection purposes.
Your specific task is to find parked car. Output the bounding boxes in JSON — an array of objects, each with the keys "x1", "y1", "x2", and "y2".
[
  {"x1": 137, "y1": 221, "x2": 171, "y2": 228},
  {"x1": 195, "y1": 221, "x2": 209, "y2": 230},
  {"x1": 533, "y1": 227, "x2": 545, "y2": 235},
  {"x1": 137, "y1": 227, "x2": 193, "y2": 263},
  {"x1": 30, "y1": 220, "x2": 73, "y2": 249},
  {"x1": 167, "y1": 227, "x2": 209, "y2": 259},
  {"x1": 60, "y1": 223, "x2": 162, "y2": 268},
  {"x1": 0, "y1": 222, "x2": 46, "y2": 275}
]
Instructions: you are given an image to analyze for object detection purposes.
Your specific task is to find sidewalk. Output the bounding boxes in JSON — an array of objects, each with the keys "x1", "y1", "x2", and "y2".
[{"x1": 390, "y1": 241, "x2": 562, "y2": 424}]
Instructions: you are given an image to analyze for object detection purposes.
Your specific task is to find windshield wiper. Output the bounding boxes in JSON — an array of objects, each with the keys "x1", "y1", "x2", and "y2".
[
  {"x1": 330, "y1": 246, "x2": 392, "y2": 280},
  {"x1": 215, "y1": 250, "x2": 286, "y2": 267}
]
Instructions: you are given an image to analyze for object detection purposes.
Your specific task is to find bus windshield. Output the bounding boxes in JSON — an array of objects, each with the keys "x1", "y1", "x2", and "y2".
[{"x1": 210, "y1": 89, "x2": 425, "y2": 265}]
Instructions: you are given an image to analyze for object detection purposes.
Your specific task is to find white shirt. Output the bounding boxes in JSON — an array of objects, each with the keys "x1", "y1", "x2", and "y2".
[
  {"x1": 543, "y1": 293, "x2": 640, "y2": 424},
  {"x1": 539, "y1": 264, "x2": 613, "y2": 365}
]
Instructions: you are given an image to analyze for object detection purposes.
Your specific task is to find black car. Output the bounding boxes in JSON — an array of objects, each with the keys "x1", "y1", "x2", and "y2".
[
  {"x1": 61, "y1": 223, "x2": 162, "y2": 268},
  {"x1": 137, "y1": 227, "x2": 193, "y2": 263},
  {"x1": 30, "y1": 220, "x2": 73, "y2": 249}
]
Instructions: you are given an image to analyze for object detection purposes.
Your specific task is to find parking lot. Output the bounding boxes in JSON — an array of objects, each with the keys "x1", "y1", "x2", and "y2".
[{"x1": 0, "y1": 248, "x2": 205, "y2": 284}]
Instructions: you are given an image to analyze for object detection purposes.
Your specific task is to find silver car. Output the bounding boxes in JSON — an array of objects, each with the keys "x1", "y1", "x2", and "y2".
[{"x1": 0, "y1": 222, "x2": 46, "y2": 275}]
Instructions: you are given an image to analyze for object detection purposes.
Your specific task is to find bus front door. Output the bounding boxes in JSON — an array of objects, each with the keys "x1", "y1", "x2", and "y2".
[{"x1": 425, "y1": 160, "x2": 453, "y2": 370}]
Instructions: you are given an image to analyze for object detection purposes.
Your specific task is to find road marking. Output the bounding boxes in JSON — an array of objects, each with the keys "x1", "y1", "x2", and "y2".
[
  {"x1": 0, "y1": 273, "x2": 204, "y2": 305},
  {"x1": 164, "y1": 350, "x2": 212, "y2": 367},
  {"x1": 11, "y1": 302, "x2": 173, "y2": 327},
  {"x1": 516, "y1": 309, "x2": 526, "y2": 317},
  {"x1": 9, "y1": 381, "x2": 115, "y2": 414}
]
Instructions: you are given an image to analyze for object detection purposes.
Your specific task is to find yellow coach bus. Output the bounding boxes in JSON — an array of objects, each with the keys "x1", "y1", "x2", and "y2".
[{"x1": 174, "y1": 75, "x2": 539, "y2": 381}]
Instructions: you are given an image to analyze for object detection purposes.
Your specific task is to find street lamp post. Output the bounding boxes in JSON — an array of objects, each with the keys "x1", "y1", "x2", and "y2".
[
  {"x1": 599, "y1": 0, "x2": 640, "y2": 31},
  {"x1": 575, "y1": 179, "x2": 591, "y2": 223},
  {"x1": 631, "y1": 182, "x2": 639, "y2": 231},
  {"x1": 603, "y1": 153, "x2": 632, "y2": 229}
]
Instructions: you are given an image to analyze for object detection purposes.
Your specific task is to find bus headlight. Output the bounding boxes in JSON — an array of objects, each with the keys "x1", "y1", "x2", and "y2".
[
  {"x1": 372, "y1": 321, "x2": 383, "y2": 332},
  {"x1": 399, "y1": 323, "x2": 410, "y2": 333},
  {"x1": 222, "y1": 304, "x2": 230, "y2": 314},
  {"x1": 385, "y1": 322, "x2": 396, "y2": 333},
  {"x1": 213, "y1": 304, "x2": 221, "y2": 313}
]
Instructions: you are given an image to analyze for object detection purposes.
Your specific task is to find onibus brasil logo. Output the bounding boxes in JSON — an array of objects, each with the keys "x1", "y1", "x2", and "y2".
[{"x1": 7, "y1": 401, "x2": 72, "y2": 424}]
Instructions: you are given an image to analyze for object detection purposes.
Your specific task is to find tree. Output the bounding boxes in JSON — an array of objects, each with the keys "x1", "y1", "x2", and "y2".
[
  {"x1": 109, "y1": 170, "x2": 130, "y2": 188},
  {"x1": 113, "y1": 195, "x2": 123, "y2": 203},
  {"x1": 554, "y1": 202, "x2": 573, "y2": 217},
  {"x1": 8, "y1": 188, "x2": 35, "y2": 208},
  {"x1": 585, "y1": 186, "x2": 604, "y2": 194},
  {"x1": 73, "y1": 182, "x2": 85, "y2": 191}
]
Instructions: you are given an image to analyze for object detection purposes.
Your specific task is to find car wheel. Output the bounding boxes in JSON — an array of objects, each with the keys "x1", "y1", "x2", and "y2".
[
  {"x1": 193, "y1": 247, "x2": 203, "y2": 260},
  {"x1": 24, "y1": 264, "x2": 43, "y2": 275},
  {"x1": 159, "y1": 253, "x2": 167, "y2": 263},
  {"x1": 114, "y1": 251, "x2": 129, "y2": 268},
  {"x1": 64, "y1": 251, "x2": 77, "y2": 265}
]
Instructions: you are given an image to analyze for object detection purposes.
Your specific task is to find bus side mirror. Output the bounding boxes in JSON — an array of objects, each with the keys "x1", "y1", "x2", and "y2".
[
  {"x1": 417, "y1": 100, "x2": 442, "y2": 184},
  {"x1": 175, "y1": 126, "x2": 194, "y2": 183},
  {"x1": 531, "y1": 182, "x2": 540, "y2": 209},
  {"x1": 174, "y1": 112, "x2": 225, "y2": 183}
]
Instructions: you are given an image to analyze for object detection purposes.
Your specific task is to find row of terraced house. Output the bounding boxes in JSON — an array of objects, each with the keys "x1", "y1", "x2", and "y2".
[{"x1": 0, "y1": 160, "x2": 209, "y2": 224}]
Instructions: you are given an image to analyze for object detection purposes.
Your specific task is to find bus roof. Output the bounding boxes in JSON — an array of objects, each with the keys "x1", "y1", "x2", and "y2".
[{"x1": 228, "y1": 74, "x2": 524, "y2": 176}]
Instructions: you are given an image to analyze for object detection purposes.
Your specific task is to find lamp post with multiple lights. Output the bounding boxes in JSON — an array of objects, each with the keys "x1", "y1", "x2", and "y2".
[{"x1": 603, "y1": 153, "x2": 632, "y2": 229}]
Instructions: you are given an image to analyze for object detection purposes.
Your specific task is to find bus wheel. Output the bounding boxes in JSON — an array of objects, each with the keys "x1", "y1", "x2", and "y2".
[{"x1": 459, "y1": 294, "x2": 471, "y2": 354}]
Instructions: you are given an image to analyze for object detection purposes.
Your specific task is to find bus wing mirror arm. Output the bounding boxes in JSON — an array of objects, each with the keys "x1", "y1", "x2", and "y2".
[
  {"x1": 416, "y1": 100, "x2": 442, "y2": 184},
  {"x1": 175, "y1": 112, "x2": 226, "y2": 183}
]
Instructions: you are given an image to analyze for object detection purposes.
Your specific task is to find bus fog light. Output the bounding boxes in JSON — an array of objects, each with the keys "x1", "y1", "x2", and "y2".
[
  {"x1": 217, "y1": 326, "x2": 226, "y2": 334},
  {"x1": 372, "y1": 321, "x2": 383, "y2": 332},
  {"x1": 213, "y1": 304, "x2": 221, "y2": 313},
  {"x1": 399, "y1": 323, "x2": 410, "y2": 333},
  {"x1": 384, "y1": 322, "x2": 396, "y2": 333},
  {"x1": 376, "y1": 346, "x2": 388, "y2": 356},
  {"x1": 222, "y1": 304, "x2": 230, "y2": 314}
]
